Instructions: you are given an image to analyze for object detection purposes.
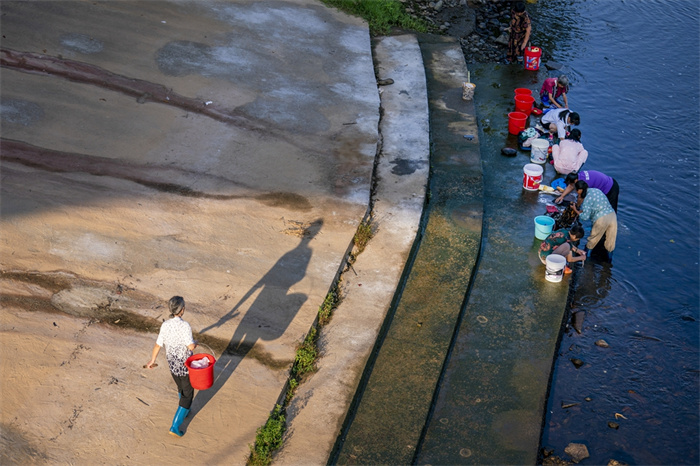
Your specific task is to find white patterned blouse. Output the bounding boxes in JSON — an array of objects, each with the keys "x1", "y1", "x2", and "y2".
[{"x1": 156, "y1": 317, "x2": 195, "y2": 376}]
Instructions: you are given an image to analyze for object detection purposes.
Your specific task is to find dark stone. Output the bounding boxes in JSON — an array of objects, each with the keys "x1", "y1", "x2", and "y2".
[
  {"x1": 595, "y1": 339, "x2": 610, "y2": 348},
  {"x1": 571, "y1": 310, "x2": 585, "y2": 334},
  {"x1": 501, "y1": 147, "x2": 517, "y2": 156},
  {"x1": 564, "y1": 443, "x2": 590, "y2": 463},
  {"x1": 561, "y1": 401, "x2": 580, "y2": 409},
  {"x1": 608, "y1": 421, "x2": 620, "y2": 430},
  {"x1": 570, "y1": 358, "x2": 584, "y2": 369},
  {"x1": 545, "y1": 61, "x2": 564, "y2": 70},
  {"x1": 377, "y1": 78, "x2": 395, "y2": 86}
]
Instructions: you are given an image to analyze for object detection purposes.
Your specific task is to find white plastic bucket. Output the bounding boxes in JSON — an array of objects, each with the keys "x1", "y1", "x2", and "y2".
[
  {"x1": 545, "y1": 254, "x2": 567, "y2": 282},
  {"x1": 530, "y1": 139, "x2": 549, "y2": 164},
  {"x1": 462, "y1": 82, "x2": 475, "y2": 101},
  {"x1": 523, "y1": 163, "x2": 543, "y2": 191}
]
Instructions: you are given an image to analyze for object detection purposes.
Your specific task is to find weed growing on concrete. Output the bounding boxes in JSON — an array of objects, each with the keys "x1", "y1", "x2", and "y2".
[
  {"x1": 317, "y1": 287, "x2": 340, "y2": 326},
  {"x1": 353, "y1": 219, "x2": 373, "y2": 254},
  {"x1": 321, "y1": 0, "x2": 429, "y2": 36},
  {"x1": 248, "y1": 285, "x2": 343, "y2": 462},
  {"x1": 248, "y1": 405, "x2": 285, "y2": 466},
  {"x1": 291, "y1": 328, "x2": 318, "y2": 379},
  {"x1": 285, "y1": 378, "x2": 299, "y2": 404},
  {"x1": 248, "y1": 215, "x2": 373, "y2": 462}
]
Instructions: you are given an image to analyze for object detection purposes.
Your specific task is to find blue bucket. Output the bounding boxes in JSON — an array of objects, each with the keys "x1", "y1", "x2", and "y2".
[{"x1": 534, "y1": 216, "x2": 555, "y2": 240}]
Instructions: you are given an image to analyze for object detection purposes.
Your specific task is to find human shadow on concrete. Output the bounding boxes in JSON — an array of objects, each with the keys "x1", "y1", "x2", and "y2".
[{"x1": 185, "y1": 220, "x2": 323, "y2": 422}]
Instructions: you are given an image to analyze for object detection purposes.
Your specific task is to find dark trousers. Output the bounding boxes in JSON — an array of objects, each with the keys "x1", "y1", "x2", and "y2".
[
  {"x1": 606, "y1": 178, "x2": 620, "y2": 212},
  {"x1": 172, "y1": 373, "x2": 194, "y2": 409}
]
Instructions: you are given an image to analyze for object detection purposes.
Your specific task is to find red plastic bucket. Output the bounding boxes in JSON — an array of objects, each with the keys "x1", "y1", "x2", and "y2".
[
  {"x1": 508, "y1": 111, "x2": 528, "y2": 135},
  {"x1": 515, "y1": 94, "x2": 535, "y2": 116},
  {"x1": 524, "y1": 46, "x2": 542, "y2": 71},
  {"x1": 514, "y1": 88, "x2": 532, "y2": 100},
  {"x1": 185, "y1": 353, "x2": 216, "y2": 390}
]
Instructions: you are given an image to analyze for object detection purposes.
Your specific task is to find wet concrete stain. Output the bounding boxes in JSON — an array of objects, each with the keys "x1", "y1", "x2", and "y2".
[
  {"x1": 0, "y1": 423, "x2": 49, "y2": 464},
  {"x1": 389, "y1": 157, "x2": 427, "y2": 175},
  {"x1": 1, "y1": 138, "x2": 312, "y2": 211},
  {"x1": 0, "y1": 48, "x2": 263, "y2": 131},
  {"x1": 156, "y1": 37, "x2": 331, "y2": 133},
  {"x1": 1, "y1": 270, "x2": 291, "y2": 369},
  {"x1": 0, "y1": 98, "x2": 43, "y2": 126},
  {"x1": 155, "y1": 40, "x2": 213, "y2": 77},
  {"x1": 59, "y1": 33, "x2": 104, "y2": 54},
  {"x1": 256, "y1": 192, "x2": 312, "y2": 212},
  {"x1": 0, "y1": 138, "x2": 248, "y2": 198},
  {"x1": 0, "y1": 47, "x2": 358, "y2": 189}
]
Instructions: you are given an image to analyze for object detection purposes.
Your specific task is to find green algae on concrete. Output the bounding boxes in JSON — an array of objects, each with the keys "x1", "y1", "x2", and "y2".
[
  {"x1": 415, "y1": 63, "x2": 571, "y2": 465},
  {"x1": 333, "y1": 36, "x2": 482, "y2": 465}
]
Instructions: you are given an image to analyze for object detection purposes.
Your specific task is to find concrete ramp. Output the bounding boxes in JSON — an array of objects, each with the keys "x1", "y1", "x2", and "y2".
[{"x1": 0, "y1": 1, "x2": 380, "y2": 464}]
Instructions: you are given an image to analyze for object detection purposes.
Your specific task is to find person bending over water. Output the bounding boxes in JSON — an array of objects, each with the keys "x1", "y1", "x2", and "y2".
[
  {"x1": 541, "y1": 108, "x2": 580, "y2": 140},
  {"x1": 572, "y1": 181, "x2": 618, "y2": 254},
  {"x1": 540, "y1": 75, "x2": 569, "y2": 109},
  {"x1": 555, "y1": 170, "x2": 619, "y2": 212},
  {"x1": 551, "y1": 129, "x2": 588, "y2": 175}
]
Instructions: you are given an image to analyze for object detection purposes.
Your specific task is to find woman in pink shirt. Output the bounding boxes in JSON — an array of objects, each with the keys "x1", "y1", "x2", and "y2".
[{"x1": 551, "y1": 129, "x2": 588, "y2": 175}]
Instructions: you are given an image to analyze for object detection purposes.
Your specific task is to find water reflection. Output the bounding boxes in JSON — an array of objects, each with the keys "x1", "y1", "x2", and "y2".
[{"x1": 520, "y1": 0, "x2": 699, "y2": 463}]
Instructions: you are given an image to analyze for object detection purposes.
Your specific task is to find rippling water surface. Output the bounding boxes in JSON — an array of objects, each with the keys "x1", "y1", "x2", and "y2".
[{"x1": 529, "y1": 1, "x2": 699, "y2": 464}]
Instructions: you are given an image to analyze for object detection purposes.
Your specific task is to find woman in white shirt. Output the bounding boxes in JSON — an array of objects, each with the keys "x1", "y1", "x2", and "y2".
[
  {"x1": 146, "y1": 296, "x2": 197, "y2": 437},
  {"x1": 541, "y1": 108, "x2": 580, "y2": 139},
  {"x1": 551, "y1": 129, "x2": 588, "y2": 174}
]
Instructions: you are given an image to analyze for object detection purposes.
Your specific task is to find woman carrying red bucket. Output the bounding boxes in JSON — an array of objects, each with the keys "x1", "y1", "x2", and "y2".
[{"x1": 145, "y1": 296, "x2": 197, "y2": 437}]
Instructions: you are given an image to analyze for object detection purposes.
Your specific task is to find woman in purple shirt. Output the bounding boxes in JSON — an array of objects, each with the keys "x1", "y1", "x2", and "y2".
[{"x1": 555, "y1": 170, "x2": 619, "y2": 211}]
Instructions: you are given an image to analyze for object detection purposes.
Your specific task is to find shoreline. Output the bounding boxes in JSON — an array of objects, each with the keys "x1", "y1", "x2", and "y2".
[{"x1": 402, "y1": 0, "x2": 518, "y2": 64}]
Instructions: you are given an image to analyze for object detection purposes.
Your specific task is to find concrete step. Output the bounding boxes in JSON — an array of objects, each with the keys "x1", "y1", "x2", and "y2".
[
  {"x1": 333, "y1": 35, "x2": 483, "y2": 465},
  {"x1": 276, "y1": 34, "x2": 431, "y2": 465},
  {"x1": 415, "y1": 63, "x2": 572, "y2": 465}
]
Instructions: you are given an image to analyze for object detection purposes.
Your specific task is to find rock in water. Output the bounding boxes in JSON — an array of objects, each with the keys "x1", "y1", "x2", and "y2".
[
  {"x1": 595, "y1": 339, "x2": 610, "y2": 348},
  {"x1": 608, "y1": 421, "x2": 620, "y2": 430},
  {"x1": 608, "y1": 460, "x2": 626, "y2": 466},
  {"x1": 570, "y1": 358, "x2": 584, "y2": 369},
  {"x1": 564, "y1": 443, "x2": 590, "y2": 463},
  {"x1": 545, "y1": 61, "x2": 564, "y2": 70},
  {"x1": 571, "y1": 310, "x2": 585, "y2": 333},
  {"x1": 501, "y1": 147, "x2": 517, "y2": 156}
]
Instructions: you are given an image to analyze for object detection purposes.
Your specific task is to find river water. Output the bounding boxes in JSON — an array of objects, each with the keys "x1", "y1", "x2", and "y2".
[{"x1": 521, "y1": 1, "x2": 700, "y2": 463}]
